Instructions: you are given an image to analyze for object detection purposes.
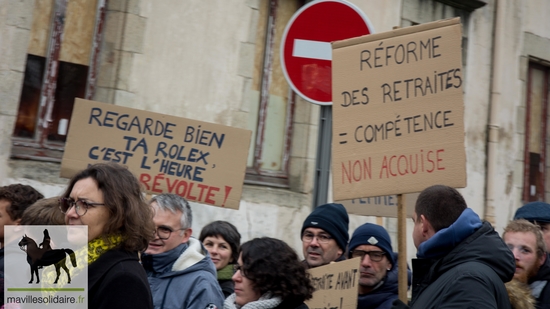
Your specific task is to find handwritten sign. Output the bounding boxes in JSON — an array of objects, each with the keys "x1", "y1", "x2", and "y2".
[
  {"x1": 337, "y1": 193, "x2": 417, "y2": 217},
  {"x1": 60, "y1": 99, "x2": 252, "y2": 209},
  {"x1": 331, "y1": 18, "x2": 466, "y2": 200},
  {"x1": 306, "y1": 258, "x2": 360, "y2": 309}
]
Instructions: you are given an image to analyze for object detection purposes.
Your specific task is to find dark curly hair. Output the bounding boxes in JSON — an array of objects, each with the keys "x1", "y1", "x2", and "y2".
[
  {"x1": 199, "y1": 220, "x2": 241, "y2": 263},
  {"x1": 240, "y1": 237, "x2": 314, "y2": 304},
  {"x1": 0, "y1": 184, "x2": 44, "y2": 221},
  {"x1": 61, "y1": 163, "x2": 155, "y2": 252}
]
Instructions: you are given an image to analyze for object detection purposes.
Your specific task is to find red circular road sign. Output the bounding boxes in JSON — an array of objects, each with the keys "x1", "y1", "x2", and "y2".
[{"x1": 281, "y1": 0, "x2": 374, "y2": 105}]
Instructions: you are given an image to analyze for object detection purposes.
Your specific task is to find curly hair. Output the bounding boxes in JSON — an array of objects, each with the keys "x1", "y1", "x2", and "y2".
[
  {"x1": 199, "y1": 220, "x2": 241, "y2": 263},
  {"x1": 240, "y1": 237, "x2": 313, "y2": 304},
  {"x1": 61, "y1": 163, "x2": 155, "y2": 252},
  {"x1": 0, "y1": 184, "x2": 44, "y2": 221}
]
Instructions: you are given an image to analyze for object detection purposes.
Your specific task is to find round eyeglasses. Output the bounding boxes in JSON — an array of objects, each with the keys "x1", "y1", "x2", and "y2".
[
  {"x1": 302, "y1": 232, "x2": 333, "y2": 244},
  {"x1": 153, "y1": 226, "x2": 186, "y2": 240},
  {"x1": 59, "y1": 197, "x2": 105, "y2": 217},
  {"x1": 233, "y1": 264, "x2": 248, "y2": 277}
]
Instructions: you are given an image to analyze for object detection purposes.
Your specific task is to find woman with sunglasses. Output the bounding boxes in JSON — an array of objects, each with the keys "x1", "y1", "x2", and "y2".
[
  {"x1": 59, "y1": 162, "x2": 154, "y2": 309},
  {"x1": 224, "y1": 237, "x2": 314, "y2": 309}
]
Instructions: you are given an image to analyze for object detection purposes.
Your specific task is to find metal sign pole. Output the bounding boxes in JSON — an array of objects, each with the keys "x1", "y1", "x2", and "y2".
[{"x1": 312, "y1": 105, "x2": 332, "y2": 208}]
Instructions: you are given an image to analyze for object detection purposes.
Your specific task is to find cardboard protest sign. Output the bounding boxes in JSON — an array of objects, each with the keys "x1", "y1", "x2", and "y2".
[
  {"x1": 305, "y1": 257, "x2": 360, "y2": 309},
  {"x1": 331, "y1": 18, "x2": 466, "y2": 201},
  {"x1": 60, "y1": 99, "x2": 252, "y2": 209},
  {"x1": 337, "y1": 193, "x2": 417, "y2": 217}
]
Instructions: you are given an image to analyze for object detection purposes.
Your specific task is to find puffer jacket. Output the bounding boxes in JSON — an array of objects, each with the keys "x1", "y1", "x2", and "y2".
[
  {"x1": 142, "y1": 237, "x2": 224, "y2": 309},
  {"x1": 392, "y1": 208, "x2": 515, "y2": 309}
]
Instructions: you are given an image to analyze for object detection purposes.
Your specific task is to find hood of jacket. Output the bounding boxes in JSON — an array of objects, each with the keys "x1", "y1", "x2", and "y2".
[
  {"x1": 142, "y1": 237, "x2": 217, "y2": 278},
  {"x1": 417, "y1": 208, "x2": 483, "y2": 259},
  {"x1": 420, "y1": 217, "x2": 515, "y2": 283}
]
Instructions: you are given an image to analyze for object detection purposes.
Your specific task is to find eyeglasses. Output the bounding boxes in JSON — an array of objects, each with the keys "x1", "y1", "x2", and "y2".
[
  {"x1": 302, "y1": 232, "x2": 333, "y2": 244},
  {"x1": 153, "y1": 226, "x2": 186, "y2": 240},
  {"x1": 233, "y1": 264, "x2": 247, "y2": 277},
  {"x1": 350, "y1": 250, "x2": 386, "y2": 262},
  {"x1": 59, "y1": 197, "x2": 105, "y2": 216}
]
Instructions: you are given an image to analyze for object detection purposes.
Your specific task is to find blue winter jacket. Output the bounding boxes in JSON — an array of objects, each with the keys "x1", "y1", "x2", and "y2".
[{"x1": 142, "y1": 237, "x2": 225, "y2": 309}]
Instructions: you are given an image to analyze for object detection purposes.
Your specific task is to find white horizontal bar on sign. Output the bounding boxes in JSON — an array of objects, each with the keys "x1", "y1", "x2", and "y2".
[{"x1": 292, "y1": 39, "x2": 332, "y2": 61}]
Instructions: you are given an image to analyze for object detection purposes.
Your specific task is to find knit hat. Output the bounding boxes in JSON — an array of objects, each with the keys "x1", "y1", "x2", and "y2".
[
  {"x1": 348, "y1": 223, "x2": 395, "y2": 268},
  {"x1": 514, "y1": 201, "x2": 550, "y2": 223},
  {"x1": 301, "y1": 203, "x2": 349, "y2": 251}
]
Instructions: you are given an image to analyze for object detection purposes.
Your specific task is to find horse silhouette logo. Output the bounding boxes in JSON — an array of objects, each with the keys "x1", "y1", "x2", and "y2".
[{"x1": 18, "y1": 229, "x2": 77, "y2": 284}]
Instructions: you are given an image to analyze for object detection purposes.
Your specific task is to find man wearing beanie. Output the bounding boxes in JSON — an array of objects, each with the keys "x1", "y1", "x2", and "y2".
[
  {"x1": 392, "y1": 185, "x2": 514, "y2": 309},
  {"x1": 513, "y1": 201, "x2": 550, "y2": 309},
  {"x1": 348, "y1": 223, "x2": 399, "y2": 309},
  {"x1": 301, "y1": 203, "x2": 349, "y2": 269}
]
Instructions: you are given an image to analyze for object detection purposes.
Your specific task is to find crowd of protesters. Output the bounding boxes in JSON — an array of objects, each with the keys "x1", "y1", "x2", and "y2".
[{"x1": 0, "y1": 162, "x2": 549, "y2": 309}]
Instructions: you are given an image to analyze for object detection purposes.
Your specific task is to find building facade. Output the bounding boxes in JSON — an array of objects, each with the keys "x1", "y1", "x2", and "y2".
[{"x1": 1, "y1": 0, "x2": 549, "y2": 263}]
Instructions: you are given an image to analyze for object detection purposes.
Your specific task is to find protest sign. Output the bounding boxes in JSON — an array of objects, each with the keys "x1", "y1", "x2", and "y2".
[
  {"x1": 60, "y1": 99, "x2": 252, "y2": 209},
  {"x1": 337, "y1": 193, "x2": 417, "y2": 217},
  {"x1": 331, "y1": 18, "x2": 466, "y2": 201},
  {"x1": 305, "y1": 257, "x2": 360, "y2": 309}
]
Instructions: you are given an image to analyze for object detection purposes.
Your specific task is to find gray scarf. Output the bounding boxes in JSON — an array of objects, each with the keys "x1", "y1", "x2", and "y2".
[{"x1": 223, "y1": 292, "x2": 282, "y2": 309}]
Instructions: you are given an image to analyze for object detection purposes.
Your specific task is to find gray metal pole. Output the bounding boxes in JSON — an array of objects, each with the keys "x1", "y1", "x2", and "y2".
[{"x1": 312, "y1": 105, "x2": 332, "y2": 208}]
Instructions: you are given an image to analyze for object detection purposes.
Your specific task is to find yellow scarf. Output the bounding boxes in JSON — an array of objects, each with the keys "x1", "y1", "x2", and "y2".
[
  {"x1": 40, "y1": 234, "x2": 122, "y2": 296},
  {"x1": 88, "y1": 234, "x2": 123, "y2": 264}
]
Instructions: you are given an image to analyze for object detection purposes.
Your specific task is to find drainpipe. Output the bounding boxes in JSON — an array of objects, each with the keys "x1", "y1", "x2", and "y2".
[{"x1": 485, "y1": 0, "x2": 504, "y2": 225}]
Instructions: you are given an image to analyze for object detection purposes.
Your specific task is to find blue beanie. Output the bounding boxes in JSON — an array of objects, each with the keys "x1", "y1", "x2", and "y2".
[
  {"x1": 301, "y1": 203, "x2": 349, "y2": 251},
  {"x1": 348, "y1": 223, "x2": 395, "y2": 269},
  {"x1": 514, "y1": 201, "x2": 550, "y2": 223}
]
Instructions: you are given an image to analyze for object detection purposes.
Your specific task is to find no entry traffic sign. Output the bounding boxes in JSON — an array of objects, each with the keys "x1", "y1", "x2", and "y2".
[{"x1": 281, "y1": 0, "x2": 374, "y2": 105}]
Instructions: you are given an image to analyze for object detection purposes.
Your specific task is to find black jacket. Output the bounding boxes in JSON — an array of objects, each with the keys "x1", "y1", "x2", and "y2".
[
  {"x1": 219, "y1": 279, "x2": 234, "y2": 298},
  {"x1": 88, "y1": 247, "x2": 153, "y2": 309},
  {"x1": 530, "y1": 253, "x2": 550, "y2": 309},
  {"x1": 400, "y1": 221, "x2": 515, "y2": 309}
]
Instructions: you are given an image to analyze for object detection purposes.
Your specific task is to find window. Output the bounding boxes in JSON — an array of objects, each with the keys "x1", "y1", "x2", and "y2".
[
  {"x1": 523, "y1": 62, "x2": 549, "y2": 202},
  {"x1": 245, "y1": 0, "x2": 304, "y2": 187},
  {"x1": 11, "y1": 0, "x2": 105, "y2": 162}
]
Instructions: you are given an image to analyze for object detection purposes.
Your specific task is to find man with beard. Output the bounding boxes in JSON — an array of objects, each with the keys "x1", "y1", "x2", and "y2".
[
  {"x1": 504, "y1": 218, "x2": 549, "y2": 309},
  {"x1": 348, "y1": 223, "x2": 401, "y2": 309},
  {"x1": 392, "y1": 185, "x2": 515, "y2": 309},
  {"x1": 301, "y1": 203, "x2": 349, "y2": 269}
]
